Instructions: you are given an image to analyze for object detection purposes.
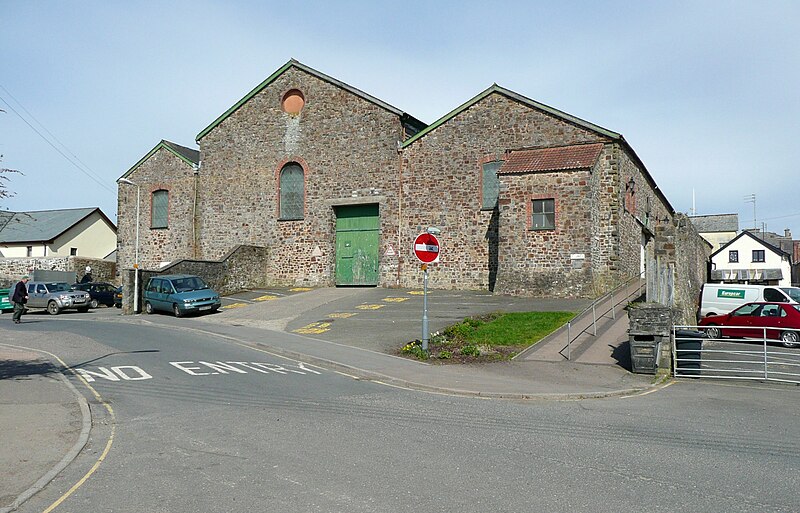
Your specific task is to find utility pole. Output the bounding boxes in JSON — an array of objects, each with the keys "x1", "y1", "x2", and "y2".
[{"x1": 744, "y1": 194, "x2": 756, "y2": 231}]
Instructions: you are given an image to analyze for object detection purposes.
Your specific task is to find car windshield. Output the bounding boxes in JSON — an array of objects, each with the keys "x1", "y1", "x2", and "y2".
[
  {"x1": 792, "y1": 305, "x2": 800, "y2": 313},
  {"x1": 46, "y1": 282, "x2": 73, "y2": 292},
  {"x1": 781, "y1": 288, "x2": 800, "y2": 302},
  {"x1": 171, "y1": 277, "x2": 208, "y2": 292}
]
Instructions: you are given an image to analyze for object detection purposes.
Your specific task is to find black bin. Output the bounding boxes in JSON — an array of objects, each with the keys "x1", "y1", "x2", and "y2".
[
  {"x1": 674, "y1": 329, "x2": 704, "y2": 376},
  {"x1": 629, "y1": 335, "x2": 662, "y2": 374}
]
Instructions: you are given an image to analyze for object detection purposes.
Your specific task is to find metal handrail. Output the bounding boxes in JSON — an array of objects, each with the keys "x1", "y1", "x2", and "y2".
[{"x1": 561, "y1": 271, "x2": 646, "y2": 360}]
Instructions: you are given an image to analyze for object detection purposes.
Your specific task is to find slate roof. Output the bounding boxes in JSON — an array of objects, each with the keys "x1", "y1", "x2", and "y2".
[
  {"x1": 0, "y1": 208, "x2": 114, "y2": 244},
  {"x1": 689, "y1": 214, "x2": 739, "y2": 233},
  {"x1": 499, "y1": 143, "x2": 604, "y2": 174},
  {"x1": 711, "y1": 229, "x2": 789, "y2": 259}
]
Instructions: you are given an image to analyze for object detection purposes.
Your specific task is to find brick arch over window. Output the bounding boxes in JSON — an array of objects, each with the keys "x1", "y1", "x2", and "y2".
[
  {"x1": 151, "y1": 189, "x2": 169, "y2": 229},
  {"x1": 276, "y1": 159, "x2": 309, "y2": 220}
]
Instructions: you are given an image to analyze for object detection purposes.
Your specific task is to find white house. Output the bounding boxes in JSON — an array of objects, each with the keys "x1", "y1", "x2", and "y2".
[
  {"x1": 710, "y1": 230, "x2": 792, "y2": 287},
  {"x1": 0, "y1": 208, "x2": 117, "y2": 259}
]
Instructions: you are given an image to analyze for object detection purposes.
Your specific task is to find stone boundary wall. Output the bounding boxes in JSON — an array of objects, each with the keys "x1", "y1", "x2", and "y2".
[
  {"x1": 121, "y1": 245, "x2": 269, "y2": 313},
  {"x1": 651, "y1": 213, "x2": 711, "y2": 324},
  {"x1": 0, "y1": 257, "x2": 117, "y2": 288}
]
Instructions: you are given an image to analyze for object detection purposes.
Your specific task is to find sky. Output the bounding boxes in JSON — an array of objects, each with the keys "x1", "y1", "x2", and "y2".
[{"x1": 1, "y1": 1, "x2": 799, "y2": 239}]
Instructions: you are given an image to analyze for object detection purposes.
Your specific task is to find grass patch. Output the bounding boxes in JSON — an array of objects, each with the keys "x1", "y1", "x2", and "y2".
[{"x1": 400, "y1": 311, "x2": 576, "y2": 364}]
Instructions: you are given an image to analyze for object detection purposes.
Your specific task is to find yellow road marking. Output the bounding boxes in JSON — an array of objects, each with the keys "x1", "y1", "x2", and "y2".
[
  {"x1": 328, "y1": 312, "x2": 357, "y2": 318},
  {"x1": 289, "y1": 287, "x2": 312, "y2": 292},
  {"x1": 222, "y1": 302, "x2": 248, "y2": 309},
  {"x1": 407, "y1": 291, "x2": 424, "y2": 295},
  {"x1": 293, "y1": 321, "x2": 332, "y2": 334},
  {"x1": 382, "y1": 297, "x2": 409, "y2": 303},
  {"x1": 254, "y1": 295, "x2": 278, "y2": 301},
  {"x1": 356, "y1": 304, "x2": 385, "y2": 310}
]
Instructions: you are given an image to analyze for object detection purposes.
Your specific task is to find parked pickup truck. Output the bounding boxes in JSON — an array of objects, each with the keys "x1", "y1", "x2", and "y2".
[{"x1": 27, "y1": 281, "x2": 90, "y2": 315}]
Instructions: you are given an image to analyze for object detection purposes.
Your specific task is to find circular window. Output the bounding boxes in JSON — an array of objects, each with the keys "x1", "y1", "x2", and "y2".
[{"x1": 282, "y1": 89, "x2": 305, "y2": 114}]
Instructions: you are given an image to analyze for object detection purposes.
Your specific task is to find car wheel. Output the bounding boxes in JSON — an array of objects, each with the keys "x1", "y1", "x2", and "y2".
[
  {"x1": 173, "y1": 304, "x2": 183, "y2": 318},
  {"x1": 47, "y1": 301, "x2": 61, "y2": 315},
  {"x1": 90, "y1": 299, "x2": 99, "y2": 309},
  {"x1": 145, "y1": 302, "x2": 154, "y2": 315},
  {"x1": 780, "y1": 331, "x2": 799, "y2": 348},
  {"x1": 704, "y1": 325, "x2": 721, "y2": 340}
]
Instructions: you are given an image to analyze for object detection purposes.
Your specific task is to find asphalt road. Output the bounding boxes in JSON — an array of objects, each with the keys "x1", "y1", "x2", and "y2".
[{"x1": 10, "y1": 316, "x2": 800, "y2": 513}]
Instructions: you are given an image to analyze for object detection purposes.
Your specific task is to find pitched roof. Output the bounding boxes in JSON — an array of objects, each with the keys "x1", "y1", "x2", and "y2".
[
  {"x1": 0, "y1": 208, "x2": 115, "y2": 244},
  {"x1": 400, "y1": 85, "x2": 620, "y2": 149},
  {"x1": 499, "y1": 143, "x2": 603, "y2": 174},
  {"x1": 119, "y1": 140, "x2": 199, "y2": 181},
  {"x1": 711, "y1": 229, "x2": 789, "y2": 259},
  {"x1": 195, "y1": 59, "x2": 425, "y2": 142},
  {"x1": 689, "y1": 214, "x2": 739, "y2": 233}
]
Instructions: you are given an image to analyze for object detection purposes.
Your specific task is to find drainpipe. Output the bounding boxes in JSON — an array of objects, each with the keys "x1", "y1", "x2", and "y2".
[
  {"x1": 193, "y1": 161, "x2": 200, "y2": 259},
  {"x1": 396, "y1": 139, "x2": 403, "y2": 287}
]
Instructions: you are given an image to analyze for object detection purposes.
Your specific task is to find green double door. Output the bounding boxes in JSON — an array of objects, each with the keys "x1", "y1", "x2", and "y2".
[{"x1": 335, "y1": 204, "x2": 379, "y2": 286}]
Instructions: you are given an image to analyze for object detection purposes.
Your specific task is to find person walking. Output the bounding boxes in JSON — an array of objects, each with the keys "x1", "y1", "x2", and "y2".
[{"x1": 11, "y1": 275, "x2": 29, "y2": 324}]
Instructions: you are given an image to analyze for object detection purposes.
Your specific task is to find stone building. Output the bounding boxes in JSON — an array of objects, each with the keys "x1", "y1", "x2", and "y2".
[{"x1": 117, "y1": 59, "x2": 707, "y2": 301}]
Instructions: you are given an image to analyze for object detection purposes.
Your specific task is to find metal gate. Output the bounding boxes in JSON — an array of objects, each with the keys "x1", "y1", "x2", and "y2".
[{"x1": 673, "y1": 326, "x2": 800, "y2": 384}]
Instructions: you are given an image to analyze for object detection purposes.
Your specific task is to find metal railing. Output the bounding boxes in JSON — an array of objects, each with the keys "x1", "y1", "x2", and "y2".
[
  {"x1": 674, "y1": 325, "x2": 800, "y2": 384},
  {"x1": 560, "y1": 271, "x2": 646, "y2": 360}
]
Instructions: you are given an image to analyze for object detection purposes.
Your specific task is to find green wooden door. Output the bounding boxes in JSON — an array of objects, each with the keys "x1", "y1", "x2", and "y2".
[{"x1": 335, "y1": 204, "x2": 379, "y2": 286}]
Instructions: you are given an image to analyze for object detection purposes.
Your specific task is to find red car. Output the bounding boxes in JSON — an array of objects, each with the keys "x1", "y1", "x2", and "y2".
[{"x1": 699, "y1": 302, "x2": 800, "y2": 348}]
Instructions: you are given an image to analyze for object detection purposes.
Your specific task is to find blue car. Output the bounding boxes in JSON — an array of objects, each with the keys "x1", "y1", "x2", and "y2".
[{"x1": 143, "y1": 274, "x2": 221, "y2": 317}]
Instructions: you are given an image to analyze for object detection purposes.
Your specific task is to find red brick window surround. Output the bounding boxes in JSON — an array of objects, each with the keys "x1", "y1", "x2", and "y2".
[
  {"x1": 151, "y1": 189, "x2": 169, "y2": 229},
  {"x1": 282, "y1": 89, "x2": 305, "y2": 115},
  {"x1": 529, "y1": 197, "x2": 556, "y2": 231}
]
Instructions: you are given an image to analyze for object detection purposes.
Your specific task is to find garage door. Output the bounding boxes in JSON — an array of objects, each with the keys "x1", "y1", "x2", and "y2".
[{"x1": 335, "y1": 204, "x2": 379, "y2": 286}]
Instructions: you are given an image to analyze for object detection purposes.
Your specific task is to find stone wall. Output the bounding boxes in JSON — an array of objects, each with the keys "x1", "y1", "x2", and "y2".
[
  {"x1": 0, "y1": 256, "x2": 117, "y2": 288},
  {"x1": 121, "y1": 245, "x2": 268, "y2": 313},
  {"x1": 196, "y1": 67, "x2": 404, "y2": 288},
  {"x1": 400, "y1": 92, "x2": 612, "y2": 292},
  {"x1": 651, "y1": 213, "x2": 712, "y2": 323},
  {"x1": 117, "y1": 147, "x2": 197, "y2": 271}
]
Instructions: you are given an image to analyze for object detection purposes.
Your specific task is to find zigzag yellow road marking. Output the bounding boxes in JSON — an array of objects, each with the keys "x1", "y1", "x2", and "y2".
[
  {"x1": 290, "y1": 287, "x2": 312, "y2": 292},
  {"x1": 328, "y1": 312, "x2": 357, "y2": 318},
  {"x1": 407, "y1": 291, "x2": 424, "y2": 295},
  {"x1": 382, "y1": 297, "x2": 409, "y2": 303},
  {"x1": 254, "y1": 295, "x2": 278, "y2": 301},
  {"x1": 222, "y1": 303, "x2": 248, "y2": 309},
  {"x1": 356, "y1": 304, "x2": 385, "y2": 310}
]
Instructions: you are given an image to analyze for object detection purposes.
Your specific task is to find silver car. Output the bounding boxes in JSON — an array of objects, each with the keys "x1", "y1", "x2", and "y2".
[{"x1": 26, "y1": 281, "x2": 90, "y2": 315}]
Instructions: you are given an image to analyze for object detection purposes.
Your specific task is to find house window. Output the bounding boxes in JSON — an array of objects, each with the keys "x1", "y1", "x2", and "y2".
[
  {"x1": 26, "y1": 246, "x2": 32, "y2": 257},
  {"x1": 728, "y1": 250, "x2": 738, "y2": 263},
  {"x1": 481, "y1": 161, "x2": 501, "y2": 210},
  {"x1": 281, "y1": 89, "x2": 305, "y2": 115},
  {"x1": 151, "y1": 190, "x2": 169, "y2": 228},
  {"x1": 752, "y1": 250, "x2": 765, "y2": 263},
  {"x1": 531, "y1": 199, "x2": 556, "y2": 230},
  {"x1": 70, "y1": 248, "x2": 78, "y2": 256},
  {"x1": 279, "y1": 163, "x2": 304, "y2": 220}
]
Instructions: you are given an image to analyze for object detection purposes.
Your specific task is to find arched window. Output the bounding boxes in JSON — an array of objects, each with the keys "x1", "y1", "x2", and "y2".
[
  {"x1": 151, "y1": 189, "x2": 169, "y2": 228},
  {"x1": 279, "y1": 163, "x2": 304, "y2": 220}
]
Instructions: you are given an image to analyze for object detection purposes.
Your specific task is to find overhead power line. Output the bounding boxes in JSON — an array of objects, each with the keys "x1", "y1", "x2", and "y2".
[{"x1": 0, "y1": 85, "x2": 116, "y2": 194}]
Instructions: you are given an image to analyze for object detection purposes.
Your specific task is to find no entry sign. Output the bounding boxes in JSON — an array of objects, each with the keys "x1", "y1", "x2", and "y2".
[{"x1": 414, "y1": 233, "x2": 440, "y2": 263}]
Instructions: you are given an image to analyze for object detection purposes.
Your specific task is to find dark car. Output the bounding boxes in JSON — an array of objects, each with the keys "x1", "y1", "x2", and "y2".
[
  {"x1": 72, "y1": 282, "x2": 118, "y2": 308},
  {"x1": 699, "y1": 302, "x2": 800, "y2": 348}
]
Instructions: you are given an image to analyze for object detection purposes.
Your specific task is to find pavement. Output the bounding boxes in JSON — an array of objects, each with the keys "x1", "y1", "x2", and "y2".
[{"x1": 0, "y1": 286, "x2": 656, "y2": 511}]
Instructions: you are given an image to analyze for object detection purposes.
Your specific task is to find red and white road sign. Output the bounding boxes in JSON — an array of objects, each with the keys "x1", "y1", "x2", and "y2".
[{"x1": 414, "y1": 233, "x2": 440, "y2": 263}]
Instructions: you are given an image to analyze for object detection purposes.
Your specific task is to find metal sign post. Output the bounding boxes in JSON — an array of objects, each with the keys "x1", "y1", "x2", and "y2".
[
  {"x1": 422, "y1": 263, "x2": 429, "y2": 351},
  {"x1": 413, "y1": 232, "x2": 440, "y2": 352}
]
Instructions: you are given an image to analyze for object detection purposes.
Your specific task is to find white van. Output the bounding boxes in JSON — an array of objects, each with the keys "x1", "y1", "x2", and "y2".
[{"x1": 699, "y1": 284, "x2": 800, "y2": 318}]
